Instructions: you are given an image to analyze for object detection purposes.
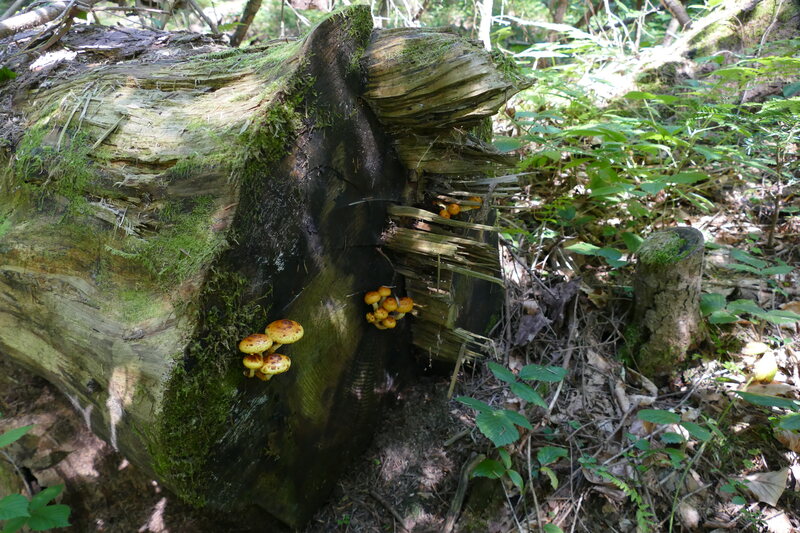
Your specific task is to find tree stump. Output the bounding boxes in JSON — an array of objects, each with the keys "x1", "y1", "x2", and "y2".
[
  {"x1": 0, "y1": 7, "x2": 525, "y2": 527},
  {"x1": 631, "y1": 227, "x2": 705, "y2": 378}
]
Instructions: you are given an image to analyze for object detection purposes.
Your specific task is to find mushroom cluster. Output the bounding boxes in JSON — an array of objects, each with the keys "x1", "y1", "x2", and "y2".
[
  {"x1": 238, "y1": 319, "x2": 303, "y2": 381},
  {"x1": 436, "y1": 196, "x2": 483, "y2": 219},
  {"x1": 364, "y1": 286, "x2": 414, "y2": 330}
]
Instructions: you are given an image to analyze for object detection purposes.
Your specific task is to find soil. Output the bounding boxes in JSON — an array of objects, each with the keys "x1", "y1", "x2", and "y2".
[{"x1": 0, "y1": 357, "x2": 482, "y2": 532}]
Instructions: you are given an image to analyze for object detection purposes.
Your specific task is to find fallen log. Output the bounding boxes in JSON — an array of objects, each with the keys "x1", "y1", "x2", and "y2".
[{"x1": 0, "y1": 7, "x2": 525, "y2": 527}]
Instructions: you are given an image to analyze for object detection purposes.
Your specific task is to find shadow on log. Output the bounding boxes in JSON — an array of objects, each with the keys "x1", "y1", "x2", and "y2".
[{"x1": 0, "y1": 7, "x2": 526, "y2": 528}]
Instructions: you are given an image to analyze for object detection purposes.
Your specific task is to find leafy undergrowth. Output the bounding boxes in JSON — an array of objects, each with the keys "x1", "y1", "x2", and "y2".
[{"x1": 439, "y1": 34, "x2": 800, "y2": 533}]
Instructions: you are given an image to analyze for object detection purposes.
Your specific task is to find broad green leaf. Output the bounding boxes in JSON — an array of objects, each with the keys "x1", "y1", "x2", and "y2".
[
  {"x1": 736, "y1": 392, "x2": 800, "y2": 411},
  {"x1": 700, "y1": 293, "x2": 727, "y2": 315},
  {"x1": 724, "y1": 263, "x2": 761, "y2": 275},
  {"x1": 27, "y1": 505, "x2": 70, "y2": 531},
  {"x1": 761, "y1": 265, "x2": 794, "y2": 275},
  {"x1": 519, "y1": 364, "x2": 566, "y2": 382},
  {"x1": 507, "y1": 469, "x2": 525, "y2": 491},
  {"x1": 663, "y1": 447, "x2": 687, "y2": 467},
  {"x1": 666, "y1": 171, "x2": 709, "y2": 184},
  {"x1": 493, "y1": 136, "x2": 527, "y2": 153},
  {"x1": 29, "y1": 485, "x2": 63, "y2": 511},
  {"x1": 730, "y1": 249, "x2": 768, "y2": 269},
  {"x1": 537, "y1": 446, "x2": 568, "y2": 466},
  {"x1": 782, "y1": 81, "x2": 800, "y2": 98},
  {"x1": 661, "y1": 432, "x2": 686, "y2": 444},
  {"x1": 727, "y1": 299, "x2": 765, "y2": 316},
  {"x1": 1, "y1": 516, "x2": 28, "y2": 533},
  {"x1": 0, "y1": 67, "x2": 17, "y2": 83},
  {"x1": 510, "y1": 382, "x2": 547, "y2": 408},
  {"x1": 543, "y1": 524, "x2": 564, "y2": 533},
  {"x1": 621, "y1": 232, "x2": 643, "y2": 252},
  {"x1": 487, "y1": 362, "x2": 517, "y2": 384},
  {"x1": 708, "y1": 310, "x2": 738, "y2": 324},
  {"x1": 501, "y1": 409, "x2": 533, "y2": 430},
  {"x1": 471, "y1": 459, "x2": 505, "y2": 479},
  {"x1": 456, "y1": 396, "x2": 494, "y2": 413},
  {"x1": 640, "y1": 181, "x2": 666, "y2": 195},
  {"x1": 692, "y1": 145, "x2": 724, "y2": 160},
  {"x1": 778, "y1": 414, "x2": 800, "y2": 431},
  {"x1": 637, "y1": 409, "x2": 680, "y2": 425},
  {"x1": 597, "y1": 247, "x2": 627, "y2": 267},
  {"x1": 763, "y1": 310, "x2": 800, "y2": 325},
  {"x1": 680, "y1": 421, "x2": 712, "y2": 442},
  {"x1": 589, "y1": 184, "x2": 635, "y2": 198},
  {"x1": 475, "y1": 409, "x2": 531, "y2": 447},
  {"x1": 732, "y1": 495, "x2": 747, "y2": 505},
  {"x1": 540, "y1": 465, "x2": 558, "y2": 489},
  {"x1": 564, "y1": 242, "x2": 601, "y2": 255},
  {"x1": 0, "y1": 495, "x2": 30, "y2": 520},
  {"x1": 0, "y1": 425, "x2": 33, "y2": 448}
]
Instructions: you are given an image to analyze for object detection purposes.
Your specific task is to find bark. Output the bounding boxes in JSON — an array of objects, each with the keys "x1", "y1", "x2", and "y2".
[
  {"x1": 229, "y1": 0, "x2": 262, "y2": 47},
  {"x1": 0, "y1": 7, "x2": 525, "y2": 528},
  {"x1": 478, "y1": 0, "x2": 493, "y2": 50},
  {"x1": 660, "y1": 0, "x2": 691, "y2": 28},
  {"x1": 0, "y1": 1, "x2": 70, "y2": 39},
  {"x1": 631, "y1": 227, "x2": 704, "y2": 378}
]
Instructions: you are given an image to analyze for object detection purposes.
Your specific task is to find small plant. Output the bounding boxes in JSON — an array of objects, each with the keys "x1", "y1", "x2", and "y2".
[{"x1": 0, "y1": 421, "x2": 71, "y2": 532}]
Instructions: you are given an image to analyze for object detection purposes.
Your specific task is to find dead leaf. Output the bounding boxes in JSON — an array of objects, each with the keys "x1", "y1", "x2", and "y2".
[
  {"x1": 745, "y1": 383, "x2": 796, "y2": 396},
  {"x1": 774, "y1": 430, "x2": 800, "y2": 453},
  {"x1": 742, "y1": 468, "x2": 789, "y2": 506},
  {"x1": 513, "y1": 313, "x2": 551, "y2": 346},
  {"x1": 780, "y1": 301, "x2": 800, "y2": 314},
  {"x1": 742, "y1": 341, "x2": 770, "y2": 356}
]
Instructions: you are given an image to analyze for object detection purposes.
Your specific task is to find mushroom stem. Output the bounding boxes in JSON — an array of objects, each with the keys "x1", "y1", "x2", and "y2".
[{"x1": 268, "y1": 343, "x2": 282, "y2": 354}]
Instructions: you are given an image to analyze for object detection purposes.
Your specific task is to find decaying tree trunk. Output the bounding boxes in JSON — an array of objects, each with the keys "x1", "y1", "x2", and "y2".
[
  {"x1": 631, "y1": 227, "x2": 705, "y2": 378},
  {"x1": 0, "y1": 7, "x2": 525, "y2": 528}
]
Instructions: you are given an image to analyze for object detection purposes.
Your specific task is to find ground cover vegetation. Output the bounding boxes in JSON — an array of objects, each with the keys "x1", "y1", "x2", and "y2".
[{"x1": 0, "y1": 0, "x2": 798, "y2": 531}]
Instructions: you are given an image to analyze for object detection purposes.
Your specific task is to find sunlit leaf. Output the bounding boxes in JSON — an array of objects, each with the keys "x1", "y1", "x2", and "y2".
[
  {"x1": 0, "y1": 425, "x2": 33, "y2": 448},
  {"x1": 487, "y1": 362, "x2": 517, "y2": 384},
  {"x1": 680, "y1": 421, "x2": 712, "y2": 442},
  {"x1": 519, "y1": 364, "x2": 566, "y2": 382},
  {"x1": 0, "y1": 494, "x2": 30, "y2": 520},
  {"x1": 637, "y1": 409, "x2": 680, "y2": 424},
  {"x1": 735, "y1": 392, "x2": 800, "y2": 411}
]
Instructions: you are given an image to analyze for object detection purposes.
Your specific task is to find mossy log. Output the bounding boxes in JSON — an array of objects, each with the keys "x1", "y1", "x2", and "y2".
[
  {"x1": 0, "y1": 7, "x2": 524, "y2": 528},
  {"x1": 631, "y1": 227, "x2": 705, "y2": 378}
]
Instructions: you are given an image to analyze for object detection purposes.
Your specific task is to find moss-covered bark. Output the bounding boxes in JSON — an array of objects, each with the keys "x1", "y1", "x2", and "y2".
[
  {"x1": 631, "y1": 227, "x2": 705, "y2": 378},
  {"x1": 0, "y1": 6, "x2": 521, "y2": 528}
]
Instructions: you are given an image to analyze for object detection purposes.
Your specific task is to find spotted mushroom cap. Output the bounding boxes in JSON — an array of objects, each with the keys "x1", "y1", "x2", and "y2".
[
  {"x1": 374, "y1": 308, "x2": 389, "y2": 321},
  {"x1": 382, "y1": 316, "x2": 397, "y2": 329},
  {"x1": 243, "y1": 353, "x2": 264, "y2": 370},
  {"x1": 239, "y1": 334, "x2": 274, "y2": 354},
  {"x1": 261, "y1": 353, "x2": 291, "y2": 376},
  {"x1": 265, "y1": 319, "x2": 304, "y2": 345},
  {"x1": 364, "y1": 291, "x2": 381, "y2": 306}
]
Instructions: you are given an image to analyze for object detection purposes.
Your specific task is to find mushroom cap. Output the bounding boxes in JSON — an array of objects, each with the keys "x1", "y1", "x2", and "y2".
[
  {"x1": 397, "y1": 297, "x2": 414, "y2": 314},
  {"x1": 447, "y1": 203, "x2": 461, "y2": 215},
  {"x1": 366, "y1": 312, "x2": 377, "y2": 323},
  {"x1": 261, "y1": 353, "x2": 291, "y2": 375},
  {"x1": 364, "y1": 291, "x2": 381, "y2": 305},
  {"x1": 469, "y1": 196, "x2": 483, "y2": 204},
  {"x1": 265, "y1": 319, "x2": 304, "y2": 345},
  {"x1": 382, "y1": 298, "x2": 398, "y2": 312},
  {"x1": 438, "y1": 209, "x2": 451, "y2": 219},
  {"x1": 239, "y1": 334, "x2": 274, "y2": 354},
  {"x1": 374, "y1": 308, "x2": 389, "y2": 321},
  {"x1": 377, "y1": 286, "x2": 392, "y2": 298},
  {"x1": 382, "y1": 316, "x2": 397, "y2": 329},
  {"x1": 242, "y1": 353, "x2": 265, "y2": 370}
]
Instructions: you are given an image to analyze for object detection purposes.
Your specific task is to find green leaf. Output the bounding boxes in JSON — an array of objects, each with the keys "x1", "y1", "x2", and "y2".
[
  {"x1": 735, "y1": 392, "x2": 800, "y2": 411},
  {"x1": 662, "y1": 447, "x2": 687, "y2": 467},
  {"x1": 29, "y1": 485, "x2": 63, "y2": 511},
  {"x1": 501, "y1": 409, "x2": 533, "y2": 430},
  {"x1": 487, "y1": 362, "x2": 517, "y2": 384},
  {"x1": 637, "y1": 409, "x2": 680, "y2": 425},
  {"x1": 0, "y1": 425, "x2": 33, "y2": 448},
  {"x1": 731, "y1": 495, "x2": 747, "y2": 505},
  {"x1": 498, "y1": 448, "x2": 512, "y2": 469},
  {"x1": 680, "y1": 421, "x2": 712, "y2": 442},
  {"x1": 777, "y1": 414, "x2": 800, "y2": 430},
  {"x1": 666, "y1": 171, "x2": 709, "y2": 184},
  {"x1": 564, "y1": 241, "x2": 601, "y2": 255},
  {"x1": 1, "y1": 516, "x2": 28, "y2": 533},
  {"x1": 763, "y1": 310, "x2": 800, "y2": 325},
  {"x1": 761, "y1": 265, "x2": 794, "y2": 275},
  {"x1": 730, "y1": 249, "x2": 768, "y2": 269},
  {"x1": 620, "y1": 232, "x2": 643, "y2": 252},
  {"x1": 539, "y1": 465, "x2": 558, "y2": 489},
  {"x1": 493, "y1": 136, "x2": 527, "y2": 153},
  {"x1": 510, "y1": 382, "x2": 547, "y2": 408},
  {"x1": 640, "y1": 181, "x2": 666, "y2": 195},
  {"x1": 507, "y1": 469, "x2": 525, "y2": 491},
  {"x1": 660, "y1": 432, "x2": 686, "y2": 444},
  {"x1": 727, "y1": 299, "x2": 764, "y2": 316},
  {"x1": 0, "y1": 67, "x2": 17, "y2": 83},
  {"x1": 475, "y1": 410, "x2": 524, "y2": 447},
  {"x1": 692, "y1": 145, "x2": 724, "y2": 161},
  {"x1": 537, "y1": 446, "x2": 568, "y2": 466},
  {"x1": 543, "y1": 524, "x2": 564, "y2": 533},
  {"x1": 519, "y1": 364, "x2": 566, "y2": 382},
  {"x1": 27, "y1": 505, "x2": 70, "y2": 531},
  {"x1": 782, "y1": 81, "x2": 800, "y2": 98},
  {"x1": 708, "y1": 310, "x2": 738, "y2": 324},
  {"x1": 0, "y1": 495, "x2": 30, "y2": 520},
  {"x1": 700, "y1": 293, "x2": 727, "y2": 315},
  {"x1": 456, "y1": 396, "x2": 493, "y2": 413},
  {"x1": 471, "y1": 459, "x2": 505, "y2": 479}
]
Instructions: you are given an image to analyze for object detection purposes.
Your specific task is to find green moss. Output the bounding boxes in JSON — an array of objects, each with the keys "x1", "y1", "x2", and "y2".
[
  {"x1": 0, "y1": 216, "x2": 10, "y2": 239},
  {"x1": 399, "y1": 35, "x2": 452, "y2": 68},
  {"x1": 636, "y1": 232, "x2": 688, "y2": 265},
  {"x1": 150, "y1": 270, "x2": 269, "y2": 505}
]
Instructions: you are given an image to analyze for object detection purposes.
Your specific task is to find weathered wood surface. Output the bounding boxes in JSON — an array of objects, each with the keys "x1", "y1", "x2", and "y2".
[
  {"x1": 0, "y1": 7, "x2": 524, "y2": 527},
  {"x1": 631, "y1": 227, "x2": 705, "y2": 378}
]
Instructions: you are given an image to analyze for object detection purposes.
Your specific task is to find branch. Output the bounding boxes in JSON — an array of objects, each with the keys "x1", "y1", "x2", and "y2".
[
  {"x1": 229, "y1": 0, "x2": 261, "y2": 47},
  {"x1": 0, "y1": 1, "x2": 70, "y2": 39}
]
